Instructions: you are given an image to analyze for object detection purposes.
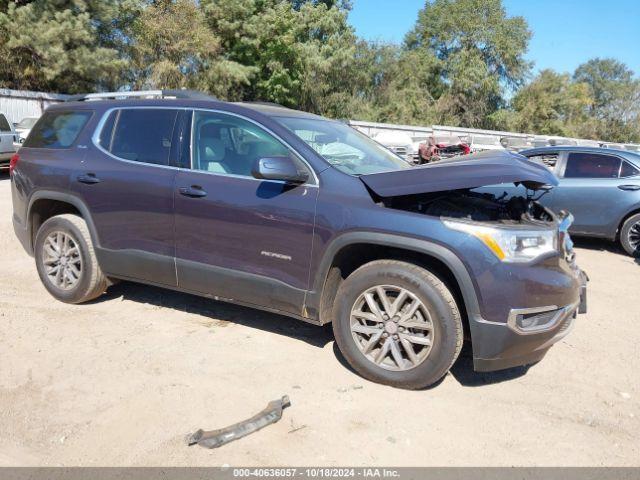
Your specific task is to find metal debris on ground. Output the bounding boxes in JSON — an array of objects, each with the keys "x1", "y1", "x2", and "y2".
[{"x1": 185, "y1": 395, "x2": 291, "y2": 449}]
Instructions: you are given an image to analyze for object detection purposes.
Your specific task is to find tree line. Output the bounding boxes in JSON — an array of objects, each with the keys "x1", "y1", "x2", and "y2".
[{"x1": 1, "y1": 0, "x2": 639, "y2": 142}]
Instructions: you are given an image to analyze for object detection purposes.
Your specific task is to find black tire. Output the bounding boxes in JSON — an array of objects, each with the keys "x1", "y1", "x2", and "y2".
[
  {"x1": 620, "y1": 213, "x2": 640, "y2": 257},
  {"x1": 332, "y1": 260, "x2": 463, "y2": 389},
  {"x1": 34, "y1": 214, "x2": 108, "y2": 304}
]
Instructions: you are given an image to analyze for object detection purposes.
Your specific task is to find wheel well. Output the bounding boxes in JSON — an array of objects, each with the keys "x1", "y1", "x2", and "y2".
[
  {"x1": 618, "y1": 208, "x2": 640, "y2": 239},
  {"x1": 29, "y1": 199, "x2": 81, "y2": 250},
  {"x1": 318, "y1": 243, "x2": 471, "y2": 339}
]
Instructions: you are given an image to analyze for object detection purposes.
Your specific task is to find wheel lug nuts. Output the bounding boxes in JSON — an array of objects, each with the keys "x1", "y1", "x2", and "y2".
[
  {"x1": 378, "y1": 323, "x2": 383, "y2": 328},
  {"x1": 382, "y1": 332, "x2": 388, "y2": 338},
  {"x1": 399, "y1": 327, "x2": 404, "y2": 332},
  {"x1": 393, "y1": 334, "x2": 399, "y2": 339}
]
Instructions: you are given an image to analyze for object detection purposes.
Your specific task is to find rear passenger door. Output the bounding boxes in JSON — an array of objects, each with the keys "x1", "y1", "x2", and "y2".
[
  {"x1": 173, "y1": 109, "x2": 318, "y2": 316},
  {"x1": 552, "y1": 151, "x2": 640, "y2": 237},
  {"x1": 73, "y1": 107, "x2": 186, "y2": 286}
]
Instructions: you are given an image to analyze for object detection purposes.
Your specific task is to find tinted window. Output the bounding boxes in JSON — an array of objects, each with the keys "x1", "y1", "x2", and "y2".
[
  {"x1": 23, "y1": 111, "x2": 91, "y2": 148},
  {"x1": 564, "y1": 153, "x2": 621, "y2": 178},
  {"x1": 620, "y1": 161, "x2": 640, "y2": 177},
  {"x1": 104, "y1": 109, "x2": 178, "y2": 165},
  {"x1": 0, "y1": 114, "x2": 12, "y2": 132},
  {"x1": 191, "y1": 111, "x2": 309, "y2": 178}
]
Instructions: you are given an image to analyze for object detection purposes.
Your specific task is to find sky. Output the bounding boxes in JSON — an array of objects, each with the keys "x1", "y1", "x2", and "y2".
[{"x1": 348, "y1": 0, "x2": 640, "y2": 75}]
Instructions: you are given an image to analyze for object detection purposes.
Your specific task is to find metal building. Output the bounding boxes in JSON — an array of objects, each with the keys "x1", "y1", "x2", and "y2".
[{"x1": 0, "y1": 88, "x2": 69, "y2": 124}]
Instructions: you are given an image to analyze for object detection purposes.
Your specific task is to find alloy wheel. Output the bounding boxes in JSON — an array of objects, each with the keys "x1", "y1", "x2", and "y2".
[
  {"x1": 349, "y1": 285, "x2": 435, "y2": 371},
  {"x1": 628, "y1": 220, "x2": 640, "y2": 251},
  {"x1": 42, "y1": 231, "x2": 83, "y2": 290}
]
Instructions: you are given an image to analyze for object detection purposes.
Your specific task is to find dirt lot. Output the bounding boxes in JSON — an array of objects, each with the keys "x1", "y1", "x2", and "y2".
[{"x1": 0, "y1": 173, "x2": 638, "y2": 467}]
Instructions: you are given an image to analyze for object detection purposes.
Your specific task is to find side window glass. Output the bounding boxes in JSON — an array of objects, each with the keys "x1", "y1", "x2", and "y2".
[
  {"x1": 528, "y1": 153, "x2": 558, "y2": 171},
  {"x1": 0, "y1": 114, "x2": 11, "y2": 132},
  {"x1": 23, "y1": 111, "x2": 92, "y2": 149},
  {"x1": 105, "y1": 109, "x2": 178, "y2": 165},
  {"x1": 564, "y1": 153, "x2": 621, "y2": 179},
  {"x1": 620, "y1": 161, "x2": 639, "y2": 178},
  {"x1": 191, "y1": 110, "x2": 308, "y2": 179}
]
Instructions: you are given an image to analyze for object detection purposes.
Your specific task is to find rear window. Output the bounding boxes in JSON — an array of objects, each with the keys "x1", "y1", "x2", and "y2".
[
  {"x1": 23, "y1": 111, "x2": 91, "y2": 148},
  {"x1": 96, "y1": 109, "x2": 179, "y2": 166}
]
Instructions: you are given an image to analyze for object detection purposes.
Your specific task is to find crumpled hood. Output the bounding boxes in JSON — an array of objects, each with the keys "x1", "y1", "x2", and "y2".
[{"x1": 359, "y1": 150, "x2": 558, "y2": 197}]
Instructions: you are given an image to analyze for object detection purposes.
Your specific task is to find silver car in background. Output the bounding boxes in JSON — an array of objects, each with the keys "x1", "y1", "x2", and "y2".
[
  {"x1": 0, "y1": 111, "x2": 18, "y2": 169},
  {"x1": 478, "y1": 146, "x2": 640, "y2": 256}
]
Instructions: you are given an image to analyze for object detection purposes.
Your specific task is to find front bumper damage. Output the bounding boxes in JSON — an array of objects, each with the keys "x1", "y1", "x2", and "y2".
[{"x1": 472, "y1": 269, "x2": 588, "y2": 372}]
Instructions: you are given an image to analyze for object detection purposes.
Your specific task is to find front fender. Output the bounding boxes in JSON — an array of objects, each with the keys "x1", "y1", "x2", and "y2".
[{"x1": 306, "y1": 231, "x2": 482, "y2": 325}]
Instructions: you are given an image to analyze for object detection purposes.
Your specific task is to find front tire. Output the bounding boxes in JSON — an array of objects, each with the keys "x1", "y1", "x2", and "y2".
[
  {"x1": 34, "y1": 214, "x2": 108, "y2": 303},
  {"x1": 332, "y1": 260, "x2": 463, "y2": 389},
  {"x1": 620, "y1": 213, "x2": 640, "y2": 257}
]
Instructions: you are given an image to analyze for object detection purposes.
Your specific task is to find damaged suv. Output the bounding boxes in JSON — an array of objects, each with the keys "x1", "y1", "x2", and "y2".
[{"x1": 11, "y1": 91, "x2": 587, "y2": 389}]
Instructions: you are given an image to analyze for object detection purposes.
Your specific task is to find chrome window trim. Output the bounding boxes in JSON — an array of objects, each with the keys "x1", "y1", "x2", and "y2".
[
  {"x1": 188, "y1": 107, "x2": 319, "y2": 187},
  {"x1": 91, "y1": 106, "x2": 319, "y2": 187},
  {"x1": 91, "y1": 106, "x2": 188, "y2": 171}
]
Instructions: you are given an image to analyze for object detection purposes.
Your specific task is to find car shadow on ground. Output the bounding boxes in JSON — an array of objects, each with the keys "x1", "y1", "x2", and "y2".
[
  {"x1": 448, "y1": 344, "x2": 533, "y2": 387},
  {"x1": 95, "y1": 281, "x2": 334, "y2": 348},
  {"x1": 332, "y1": 341, "x2": 530, "y2": 389},
  {"x1": 95, "y1": 282, "x2": 515, "y2": 388},
  {"x1": 572, "y1": 236, "x2": 640, "y2": 265},
  {"x1": 573, "y1": 236, "x2": 626, "y2": 255}
]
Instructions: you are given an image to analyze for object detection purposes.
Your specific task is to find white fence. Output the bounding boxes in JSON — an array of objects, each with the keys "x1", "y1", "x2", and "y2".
[
  {"x1": 0, "y1": 89, "x2": 69, "y2": 124},
  {"x1": 349, "y1": 119, "x2": 640, "y2": 153}
]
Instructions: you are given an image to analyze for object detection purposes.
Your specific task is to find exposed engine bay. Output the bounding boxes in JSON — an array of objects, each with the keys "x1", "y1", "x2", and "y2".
[{"x1": 381, "y1": 189, "x2": 555, "y2": 226}]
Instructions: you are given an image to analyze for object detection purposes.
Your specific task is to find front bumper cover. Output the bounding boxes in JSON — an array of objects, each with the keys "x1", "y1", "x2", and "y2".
[{"x1": 472, "y1": 269, "x2": 587, "y2": 372}]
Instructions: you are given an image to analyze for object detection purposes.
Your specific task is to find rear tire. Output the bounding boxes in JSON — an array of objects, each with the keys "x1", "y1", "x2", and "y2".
[
  {"x1": 332, "y1": 260, "x2": 463, "y2": 389},
  {"x1": 34, "y1": 214, "x2": 108, "y2": 304},
  {"x1": 620, "y1": 213, "x2": 640, "y2": 257}
]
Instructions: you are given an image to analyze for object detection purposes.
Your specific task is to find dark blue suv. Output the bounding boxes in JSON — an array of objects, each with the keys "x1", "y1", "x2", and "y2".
[{"x1": 10, "y1": 90, "x2": 587, "y2": 389}]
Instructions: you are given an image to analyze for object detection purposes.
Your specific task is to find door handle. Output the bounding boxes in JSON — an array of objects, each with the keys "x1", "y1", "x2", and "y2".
[
  {"x1": 77, "y1": 173, "x2": 101, "y2": 184},
  {"x1": 618, "y1": 184, "x2": 640, "y2": 191},
  {"x1": 179, "y1": 185, "x2": 207, "y2": 198}
]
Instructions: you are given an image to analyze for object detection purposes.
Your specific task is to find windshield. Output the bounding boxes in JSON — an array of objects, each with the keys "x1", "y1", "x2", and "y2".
[
  {"x1": 17, "y1": 117, "x2": 38, "y2": 129},
  {"x1": 275, "y1": 116, "x2": 411, "y2": 175}
]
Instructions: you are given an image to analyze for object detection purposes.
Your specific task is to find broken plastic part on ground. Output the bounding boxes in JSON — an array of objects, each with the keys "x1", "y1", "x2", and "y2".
[{"x1": 185, "y1": 395, "x2": 292, "y2": 449}]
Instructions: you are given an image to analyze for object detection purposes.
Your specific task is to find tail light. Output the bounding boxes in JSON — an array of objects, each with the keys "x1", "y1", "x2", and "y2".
[{"x1": 9, "y1": 153, "x2": 19, "y2": 175}]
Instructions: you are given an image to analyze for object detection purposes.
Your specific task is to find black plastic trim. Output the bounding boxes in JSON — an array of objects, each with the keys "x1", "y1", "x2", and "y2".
[{"x1": 307, "y1": 232, "x2": 482, "y2": 324}]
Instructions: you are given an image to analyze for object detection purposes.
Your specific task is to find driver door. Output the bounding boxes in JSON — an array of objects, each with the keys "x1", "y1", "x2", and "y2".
[{"x1": 174, "y1": 109, "x2": 318, "y2": 316}]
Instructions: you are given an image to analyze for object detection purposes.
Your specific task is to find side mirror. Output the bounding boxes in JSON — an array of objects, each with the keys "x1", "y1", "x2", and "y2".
[{"x1": 252, "y1": 156, "x2": 309, "y2": 184}]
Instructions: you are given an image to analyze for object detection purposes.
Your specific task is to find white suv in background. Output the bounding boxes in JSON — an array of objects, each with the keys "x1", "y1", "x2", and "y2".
[{"x1": 0, "y1": 112, "x2": 18, "y2": 169}]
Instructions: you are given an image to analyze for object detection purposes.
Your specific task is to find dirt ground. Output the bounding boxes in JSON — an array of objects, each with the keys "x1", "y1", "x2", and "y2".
[{"x1": 0, "y1": 173, "x2": 638, "y2": 467}]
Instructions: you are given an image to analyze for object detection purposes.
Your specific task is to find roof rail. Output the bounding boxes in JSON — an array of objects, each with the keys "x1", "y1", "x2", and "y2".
[{"x1": 65, "y1": 89, "x2": 217, "y2": 102}]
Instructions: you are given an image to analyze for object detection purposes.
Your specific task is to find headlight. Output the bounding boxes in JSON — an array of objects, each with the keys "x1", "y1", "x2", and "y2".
[{"x1": 443, "y1": 219, "x2": 557, "y2": 263}]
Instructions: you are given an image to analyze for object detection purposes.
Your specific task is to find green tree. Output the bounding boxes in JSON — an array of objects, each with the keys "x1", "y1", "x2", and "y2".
[
  {"x1": 573, "y1": 58, "x2": 640, "y2": 142},
  {"x1": 505, "y1": 69, "x2": 594, "y2": 137},
  {"x1": 0, "y1": 0, "x2": 132, "y2": 93},
  {"x1": 405, "y1": 0, "x2": 531, "y2": 127},
  {"x1": 127, "y1": 0, "x2": 252, "y2": 97},
  {"x1": 202, "y1": 0, "x2": 360, "y2": 115}
]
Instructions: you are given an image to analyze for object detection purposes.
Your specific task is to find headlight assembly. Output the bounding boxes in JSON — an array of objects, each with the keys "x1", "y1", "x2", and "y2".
[{"x1": 443, "y1": 219, "x2": 557, "y2": 263}]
